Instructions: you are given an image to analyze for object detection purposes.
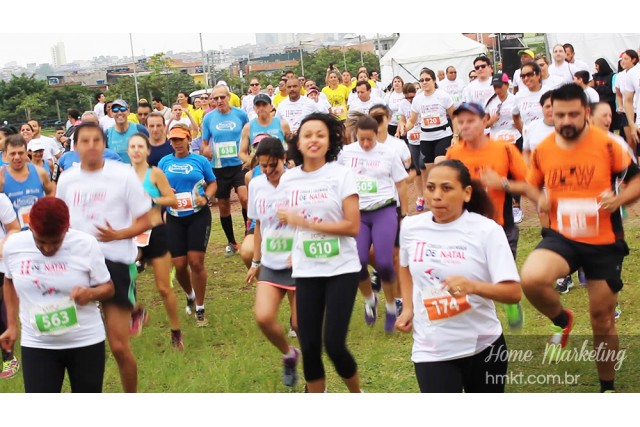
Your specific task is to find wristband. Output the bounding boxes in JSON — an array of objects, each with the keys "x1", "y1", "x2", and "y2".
[
  {"x1": 501, "y1": 178, "x2": 510, "y2": 191},
  {"x1": 251, "y1": 260, "x2": 261, "y2": 269}
]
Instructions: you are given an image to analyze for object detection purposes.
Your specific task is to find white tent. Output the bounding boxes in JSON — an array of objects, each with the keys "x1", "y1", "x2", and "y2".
[
  {"x1": 380, "y1": 34, "x2": 487, "y2": 87},
  {"x1": 546, "y1": 33, "x2": 640, "y2": 74}
]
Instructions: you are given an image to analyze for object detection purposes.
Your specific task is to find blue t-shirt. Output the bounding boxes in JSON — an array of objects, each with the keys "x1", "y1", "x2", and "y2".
[
  {"x1": 202, "y1": 107, "x2": 248, "y2": 169},
  {"x1": 58, "y1": 149, "x2": 122, "y2": 171},
  {"x1": 148, "y1": 140, "x2": 174, "y2": 167},
  {"x1": 249, "y1": 117, "x2": 285, "y2": 147},
  {"x1": 158, "y1": 153, "x2": 216, "y2": 218},
  {"x1": 105, "y1": 123, "x2": 149, "y2": 164},
  {"x1": 3, "y1": 163, "x2": 45, "y2": 230}
]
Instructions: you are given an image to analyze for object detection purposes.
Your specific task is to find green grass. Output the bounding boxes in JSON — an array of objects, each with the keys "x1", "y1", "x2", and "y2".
[{"x1": 2, "y1": 217, "x2": 640, "y2": 393}]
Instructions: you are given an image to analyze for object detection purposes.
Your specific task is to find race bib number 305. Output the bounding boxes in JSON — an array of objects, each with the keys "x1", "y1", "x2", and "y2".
[
  {"x1": 356, "y1": 176, "x2": 378, "y2": 194},
  {"x1": 30, "y1": 299, "x2": 79, "y2": 336},
  {"x1": 423, "y1": 295, "x2": 471, "y2": 321}
]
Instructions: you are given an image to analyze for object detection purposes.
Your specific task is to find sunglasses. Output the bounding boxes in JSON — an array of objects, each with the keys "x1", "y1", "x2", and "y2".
[
  {"x1": 469, "y1": 76, "x2": 477, "y2": 80},
  {"x1": 419, "y1": 78, "x2": 433, "y2": 83},
  {"x1": 250, "y1": 83, "x2": 260, "y2": 86},
  {"x1": 474, "y1": 64, "x2": 488, "y2": 70},
  {"x1": 212, "y1": 95, "x2": 227, "y2": 101},
  {"x1": 520, "y1": 71, "x2": 537, "y2": 79},
  {"x1": 200, "y1": 96, "x2": 209, "y2": 100},
  {"x1": 405, "y1": 95, "x2": 415, "y2": 101},
  {"x1": 112, "y1": 106, "x2": 127, "y2": 112}
]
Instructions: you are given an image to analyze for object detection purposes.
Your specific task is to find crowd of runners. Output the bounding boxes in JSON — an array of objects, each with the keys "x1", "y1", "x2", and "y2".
[{"x1": 1, "y1": 41, "x2": 639, "y2": 393}]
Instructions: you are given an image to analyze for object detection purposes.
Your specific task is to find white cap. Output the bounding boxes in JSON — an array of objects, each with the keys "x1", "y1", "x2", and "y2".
[
  {"x1": 217, "y1": 80, "x2": 228, "y2": 87},
  {"x1": 28, "y1": 138, "x2": 46, "y2": 151}
]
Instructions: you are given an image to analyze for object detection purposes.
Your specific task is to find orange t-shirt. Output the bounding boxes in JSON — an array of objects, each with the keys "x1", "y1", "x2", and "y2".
[
  {"x1": 446, "y1": 139, "x2": 528, "y2": 227},
  {"x1": 528, "y1": 126, "x2": 632, "y2": 245}
]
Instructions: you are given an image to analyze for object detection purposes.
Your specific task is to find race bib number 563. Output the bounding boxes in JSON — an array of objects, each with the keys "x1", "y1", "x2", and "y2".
[{"x1": 30, "y1": 299, "x2": 79, "y2": 336}]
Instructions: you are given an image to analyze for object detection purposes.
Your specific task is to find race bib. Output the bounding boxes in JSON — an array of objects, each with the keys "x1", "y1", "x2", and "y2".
[
  {"x1": 265, "y1": 237, "x2": 294, "y2": 253},
  {"x1": 423, "y1": 295, "x2": 471, "y2": 321},
  {"x1": 408, "y1": 131, "x2": 421, "y2": 142},
  {"x1": 217, "y1": 141, "x2": 238, "y2": 159},
  {"x1": 557, "y1": 198, "x2": 599, "y2": 238},
  {"x1": 30, "y1": 299, "x2": 79, "y2": 336},
  {"x1": 134, "y1": 229, "x2": 152, "y2": 248},
  {"x1": 331, "y1": 106, "x2": 345, "y2": 116},
  {"x1": 423, "y1": 115, "x2": 441, "y2": 127},
  {"x1": 301, "y1": 232, "x2": 340, "y2": 261},
  {"x1": 174, "y1": 192, "x2": 195, "y2": 213},
  {"x1": 496, "y1": 131, "x2": 516, "y2": 144},
  {"x1": 356, "y1": 176, "x2": 378, "y2": 194},
  {"x1": 18, "y1": 206, "x2": 31, "y2": 229}
]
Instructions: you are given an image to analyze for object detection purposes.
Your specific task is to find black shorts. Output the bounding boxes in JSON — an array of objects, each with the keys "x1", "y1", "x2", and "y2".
[
  {"x1": 213, "y1": 165, "x2": 246, "y2": 199},
  {"x1": 395, "y1": 206, "x2": 402, "y2": 248},
  {"x1": 420, "y1": 135, "x2": 452, "y2": 164},
  {"x1": 536, "y1": 228, "x2": 629, "y2": 293},
  {"x1": 409, "y1": 144, "x2": 425, "y2": 173},
  {"x1": 165, "y1": 207, "x2": 212, "y2": 257},
  {"x1": 140, "y1": 224, "x2": 169, "y2": 261},
  {"x1": 105, "y1": 260, "x2": 137, "y2": 309},
  {"x1": 503, "y1": 224, "x2": 520, "y2": 260}
]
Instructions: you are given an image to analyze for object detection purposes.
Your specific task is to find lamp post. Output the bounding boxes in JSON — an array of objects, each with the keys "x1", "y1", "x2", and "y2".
[
  {"x1": 344, "y1": 33, "x2": 364, "y2": 66},
  {"x1": 129, "y1": 33, "x2": 140, "y2": 102}
]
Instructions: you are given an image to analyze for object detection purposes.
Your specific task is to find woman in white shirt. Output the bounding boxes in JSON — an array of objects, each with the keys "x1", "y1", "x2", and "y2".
[
  {"x1": 384, "y1": 76, "x2": 406, "y2": 136},
  {"x1": 0, "y1": 193, "x2": 20, "y2": 379},
  {"x1": 0, "y1": 197, "x2": 114, "y2": 392},
  {"x1": 277, "y1": 113, "x2": 362, "y2": 393},
  {"x1": 396, "y1": 159, "x2": 521, "y2": 392}
]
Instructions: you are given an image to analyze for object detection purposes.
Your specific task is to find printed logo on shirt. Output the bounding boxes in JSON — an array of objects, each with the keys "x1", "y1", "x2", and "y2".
[
  {"x1": 412, "y1": 241, "x2": 468, "y2": 265},
  {"x1": 349, "y1": 157, "x2": 381, "y2": 169},
  {"x1": 289, "y1": 187, "x2": 330, "y2": 207},
  {"x1": 216, "y1": 121, "x2": 237, "y2": 131},
  {"x1": 546, "y1": 165, "x2": 595, "y2": 190},
  {"x1": 167, "y1": 164, "x2": 194, "y2": 174},
  {"x1": 72, "y1": 191, "x2": 107, "y2": 206}
]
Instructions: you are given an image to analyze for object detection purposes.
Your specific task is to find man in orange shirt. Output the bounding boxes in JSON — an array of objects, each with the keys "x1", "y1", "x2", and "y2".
[
  {"x1": 445, "y1": 102, "x2": 528, "y2": 330},
  {"x1": 519, "y1": 83, "x2": 640, "y2": 393}
]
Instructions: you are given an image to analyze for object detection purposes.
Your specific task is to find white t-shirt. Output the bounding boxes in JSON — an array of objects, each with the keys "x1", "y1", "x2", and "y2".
[
  {"x1": 438, "y1": 78, "x2": 465, "y2": 107},
  {"x1": 338, "y1": 142, "x2": 407, "y2": 211},
  {"x1": 56, "y1": 160, "x2": 151, "y2": 264},
  {"x1": 584, "y1": 86, "x2": 600, "y2": 104},
  {"x1": 399, "y1": 210, "x2": 520, "y2": 362},
  {"x1": 313, "y1": 98, "x2": 332, "y2": 114},
  {"x1": 549, "y1": 61, "x2": 574, "y2": 84},
  {"x1": 99, "y1": 115, "x2": 116, "y2": 132},
  {"x1": 247, "y1": 173, "x2": 295, "y2": 271},
  {"x1": 568, "y1": 59, "x2": 590, "y2": 74},
  {"x1": 523, "y1": 119, "x2": 554, "y2": 152},
  {"x1": 278, "y1": 162, "x2": 361, "y2": 278},
  {"x1": 0, "y1": 193, "x2": 17, "y2": 273},
  {"x1": 242, "y1": 94, "x2": 259, "y2": 121},
  {"x1": 275, "y1": 96, "x2": 319, "y2": 133},
  {"x1": 347, "y1": 95, "x2": 384, "y2": 114},
  {"x1": 623, "y1": 65, "x2": 640, "y2": 122},
  {"x1": 380, "y1": 134, "x2": 412, "y2": 169},
  {"x1": 93, "y1": 102, "x2": 106, "y2": 119},
  {"x1": 512, "y1": 69, "x2": 523, "y2": 91},
  {"x1": 2, "y1": 229, "x2": 111, "y2": 350},
  {"x1": 167, "y1": 117, "x2": 193, "y2": 130},
  {"x1": 398, "y1": 99, "x2": 422, "y2": 146},
  {"x1": 485, "y1": 93, "x2": 521, "y2": 144},
  {"x1": 411, "y1": 89, "x2": 453, "y2": 141},
  {"x1": 518, "y1": 75, "x2": 564, "y2": 96},
  {"x1": 513, "y1": 88, "x2": 545, "y2": 129},
  {"x1": 461, "y1": 78, "x2": 494, "y2": 106},
  {"x1": 384, "y1": 91, "x2": 406, "y2": 125}
]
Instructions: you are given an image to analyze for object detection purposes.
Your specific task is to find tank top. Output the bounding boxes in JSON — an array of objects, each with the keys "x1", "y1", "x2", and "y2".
[
  {"x1": 142, "y1": 168, "x2": 161, "y2": 200},
  {"x1": 249, "y1": 117, "x2": 285, "y2": 151},
  {"x1": 2, "y1": 163, "x2": 45, "y2": 230}
]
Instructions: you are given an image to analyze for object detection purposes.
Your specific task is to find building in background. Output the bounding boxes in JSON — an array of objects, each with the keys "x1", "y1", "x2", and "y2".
[{"x1": 51, "y1": 42, "x2": 67, "y2": 68}]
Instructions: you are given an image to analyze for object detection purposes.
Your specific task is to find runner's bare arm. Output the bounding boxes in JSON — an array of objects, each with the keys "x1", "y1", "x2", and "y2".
[
  {"x1": 442, "y1": 277, "x2": 521, "y2": 304},
  {"x1": 395, "y1": 266, "x2": 414, "y2": 333},
  {"x1": 70, "y1": 280, "x2": 115, "y2": 305},
  {"x1": 96, "y1": 211, "x2": 152, "y2": 242},
  {"x1": 239, "y1": 123, "x2": 252, "y2": 166},
  {"x1": 38, "y1": 166, "x2": 56, "y2": 195},
  {"x1": 0, "y1": 278, "x2": 19, "y2": 352},
  {"x1": 151, "y1": 167, "x2": 178, "y2": 208}
]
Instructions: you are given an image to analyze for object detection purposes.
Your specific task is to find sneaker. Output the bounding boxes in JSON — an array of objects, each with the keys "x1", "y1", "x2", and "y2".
[
  {"x1": 287, "y1": 316, "x2": 297, "y2": 338},
  {"x1": 370, "y1": 268, "x2": 381, "y2": 293},
  {"x1": 185, "y1": 296, "x2": 195, "y2": 316},
  {"x1": 171, "y1": 330, "x2": 184, "y2": 351},
  {"x1": 614, "y1": 302, "x2": 621, "y2": 320},
  {"x1": 549, "y1": 309, "x2": 574, "y2": 348},
  {"x1": 224, "y1": 242, "x2": 238, "y2": 258},
  {"x1": 504, "y1": 303, "x2": 525, "y2": 330},
  {"x1": 0, "y1": 355, "x2": 20, "y2": 380},
  {"x1": 195, "y1": 309, "x2": 208, "y2": 327},
  {"x1": 513, "y1": 207, "x2": 523, "y2": 224},
  {"x1": 130, "y1": 308, "x2": 150, "y2": 337},
  {"x1": 556, "y1": 276, "x2": 574, "y2": 295},
  {"x1": 364, "y1": 294, "x2": 378, "y2": 326},
  {"x1": 578, "y1": 268, "x2": 587, "y2": 287},
  {"x1": 395, "y1": 298, "x2": 403, "y2": 316},
  {"x1": 384, "y1": 311, "x2": 397, "y2": 334},
  {"x1": 135, "y1": 260, "x2": 145, "y2": 274},
  {"x1": 282, "y1": 347, "x2": 300, "y2": 387}
]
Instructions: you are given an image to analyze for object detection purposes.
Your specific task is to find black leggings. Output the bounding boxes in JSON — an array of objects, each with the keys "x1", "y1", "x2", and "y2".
[
  {"x1": 21, "y1": 341, "x2": 106, "y2": 393},
  {"x1": 295, "y1": 272, "x2": 359, "y2": 382},
  {"x1": 414, "y1": 334, "x2": 508, "y2": 393}
]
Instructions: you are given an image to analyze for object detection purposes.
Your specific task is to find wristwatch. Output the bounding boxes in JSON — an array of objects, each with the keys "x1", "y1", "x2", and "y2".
[{"x1": 501, "y1": 178, "x2": 510, "y2": 191}]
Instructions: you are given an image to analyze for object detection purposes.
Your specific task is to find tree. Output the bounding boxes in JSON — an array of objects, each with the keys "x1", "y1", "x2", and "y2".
[
  {"x1": 291, "y1": 48, "x2": 380, "y2": 88},
  {"x1": 17, "y1": 93, "x2": 46, "y2": 121},
  {"x1": 0, "y1": 74, "x2": 50, "y2": 123}
]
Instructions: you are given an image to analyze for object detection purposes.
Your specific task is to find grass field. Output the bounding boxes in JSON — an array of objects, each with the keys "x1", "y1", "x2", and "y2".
[{"x1": 2, "y1": 198, "x2": 640, "y2": 393}]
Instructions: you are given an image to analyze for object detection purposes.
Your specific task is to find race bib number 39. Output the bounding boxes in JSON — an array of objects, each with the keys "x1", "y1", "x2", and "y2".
[
  {"x1": 174, "y1": 192, "x2": 194, "y2": 213},
  {"x1": 557, "y1": 198, "x2": 599, "y2": 238},
  {"x1": 266, "y1": 237, "x2": 293, "y2": 253},
  {"x1": 30, "y1": 300, "x2": 79, "y2": 336},
  {"x1": 303, "y1": 238, "x2": 340, "y2": 260},
  {"x1": 423, "y1": 295, "x2": 471, "y2": 321}
]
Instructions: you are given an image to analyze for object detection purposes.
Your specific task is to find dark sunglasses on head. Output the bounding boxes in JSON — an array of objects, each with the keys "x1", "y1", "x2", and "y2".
[
  {"x1": 112, "y1": 106, "x2": 127, "y2": 112},
  {"x1": 474, "y1": 64, "x2": 488, "y2": 70}
]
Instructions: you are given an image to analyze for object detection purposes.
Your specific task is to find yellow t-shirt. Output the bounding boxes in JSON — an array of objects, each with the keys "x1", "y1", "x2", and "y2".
[
  {"x1": 230, "y1": 92, "x2": 241, "y2": 108},
  {"x1": 321, "y1": 85, "x2": 349, "y2": 120},
  {"x1": 181, "y1": 104, "x2": 196, "y2": 119},
  {"x1": 273, "y1": 93, "x2": 287, "y2": 109},
  {"x1": 127, "y1": 113, "x2": 139, "y2": 124},
  {"x1": 348, "y1": 79, "x2": 377, "y2": 91}
]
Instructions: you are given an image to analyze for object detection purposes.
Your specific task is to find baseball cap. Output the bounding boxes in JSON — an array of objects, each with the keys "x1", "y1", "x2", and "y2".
[
  {"x1": 518, "y1": 49, "x2": 535, "y2": 59},
  {"x1": 112, "y1": 99, "x2": 128, "y2": 109},
  {"x1": 252, "y1": 133, "x2": 270, "y2": 147},
  {"x1": 28, "y1": 138, "x2": 46, "y2": 151},
  {"x1": 306, "y1": 86, "x2": 319, "y2": 95},
  {"x1": 168, "y1": 126, "x2": 191, "y2": 140},
  {"x1": 253, "y1": 93, "x2": 272, "y2": 105},
  {"x1": 491, "y1": 73, "x2": 510, "y2": 86},
  {"x1": 217, "y1": 80, "x2": 228, "y2": 87},
  {"x1": 453, "y1": 102, "x2": 486, "y2": 117}
]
